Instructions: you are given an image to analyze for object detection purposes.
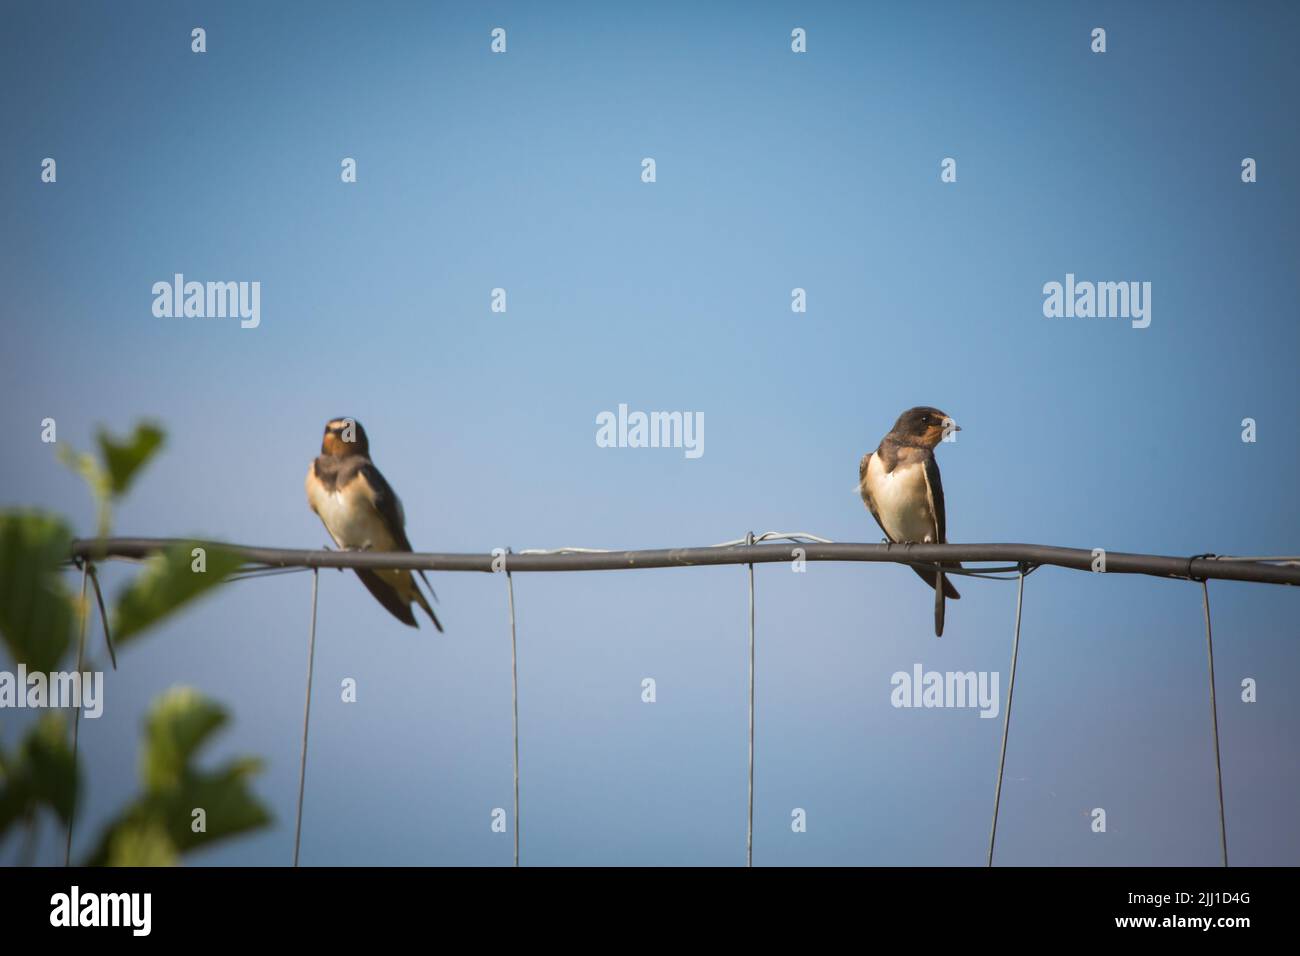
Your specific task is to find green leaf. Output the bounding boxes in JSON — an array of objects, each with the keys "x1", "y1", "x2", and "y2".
[
  {"x1": 0, "y1": 714, "x2": 78, "y2": 834},
  {"x1": 106, "y1": 820, "x2": 179, "y2": 867},
  {"x1": 22, "y1": 714, "x2": 77, "y2": 822},
  {"x1": 57, "y1": 447, "x2": 107, "y2": 500},
  {"x1": 0, "y1": 511, "x2": 77, "y2": 672},
  {"x1": 96, "y1": 422, "x2": 165, "y2": 498},
  {"x1": 86, "y1": 687, "x2": 270, "y2": 866},
  {"x1": 0, "y1": 740, "x2": 33, "y2": 834},
  {"x1": 142, "y1": 687, "x2": 227, "y2": 790},
  {"x1": 56, "y1": 447, "x2": 111, "y2": 538},
  {"x1": 165, "y1": 756, "x2": 270, "y2": 853},
  {"x1": 112, "y1": 542, "x2": 243, "y2": 646}
]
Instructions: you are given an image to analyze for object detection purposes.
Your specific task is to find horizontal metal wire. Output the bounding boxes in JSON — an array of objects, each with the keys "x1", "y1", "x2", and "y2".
[{"x1": 67, "y1": 537, "x2": 1300, "y2": 586}]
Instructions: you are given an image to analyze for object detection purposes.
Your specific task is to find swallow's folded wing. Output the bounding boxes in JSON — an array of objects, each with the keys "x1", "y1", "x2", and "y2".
[{"x1": 357, "y1": 462, "x2": 413, "y2": 552}]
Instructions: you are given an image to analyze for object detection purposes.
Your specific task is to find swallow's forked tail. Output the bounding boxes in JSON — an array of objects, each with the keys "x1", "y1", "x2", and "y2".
[
  {"x1": 413, "y1": 571, "x2": 444, "y2": 633},
  {"x1": 909, "y1": 562, "x2": 961, "y2": 600},
  {"x1": 354, "y1": 568, "x2": 418, "y2": 627},
  {"x1": 910, "y1": 563, "x2": 960, "y2": 638}
]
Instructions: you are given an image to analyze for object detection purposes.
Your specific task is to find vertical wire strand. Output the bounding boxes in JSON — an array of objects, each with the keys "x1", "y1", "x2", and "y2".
[
  {"x1": 1201, "y1": 580, "x2": 1228, "y2": 867},
  {"x1": 506, "y1": 550, "x2": 521, "y2": 868},
  {"x1": 746, "y1": 531, "x2": 755, "y2": 868},
  {"x1": 293, "y1": 568, "x2": 319, "y2": 867},
  {"x1": 64, "y1": 563, "x2": 90, "y2": 866},
  {"x1": 988, "y1": 566, "x2": 1026, "y2": 867},
  {"x1": 86, "y1": 564, "x2": 116, "y2": 670}
]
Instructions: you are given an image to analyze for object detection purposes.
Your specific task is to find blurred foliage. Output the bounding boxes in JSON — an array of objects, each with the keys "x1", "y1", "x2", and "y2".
[
  {"x1": 58, "y1": 421, "x2": 164, "y2": 538},
  {"x1": 0, "y1": 421, "x2": 269, "y2": 865},
  {"x1": 96, "y1": 423, "x2": 164, "y2": 498},
  {"x1": 86, "y1": 688, "x2": 271, "y2": 866},
  {"x1": 0, "y1": 513, "x2": 76, "y2": 673},
  {"x1": 114, "y1": 542, "x2": 243, "y2": 646},
  {"x1": 0, "y1": 714, "x2": 78, "y2": 830}
]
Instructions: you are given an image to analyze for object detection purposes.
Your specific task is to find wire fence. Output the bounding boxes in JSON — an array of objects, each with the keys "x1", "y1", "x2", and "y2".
[{"x1": 64, "y1": 534, "x2": 1300, "y2": 867}]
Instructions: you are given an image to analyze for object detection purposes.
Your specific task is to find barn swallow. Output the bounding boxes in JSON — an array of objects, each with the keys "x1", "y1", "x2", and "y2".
[
  {"x1": 305, "y1": 418, "x2": 443, "y2": 631},
  {"x1": 859, "y1": 406, "x2": 961, "y2": 637}
]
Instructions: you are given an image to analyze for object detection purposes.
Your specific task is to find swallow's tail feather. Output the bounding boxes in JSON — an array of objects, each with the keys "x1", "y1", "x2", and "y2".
[
  {"x1": 411, "y1": 576, "x2": 444, "y2": 633},
  {"x1": 910, "y1": 563, "x2": 961, "y2": 599},
  {"x1": 416, "y1": 569, "x2": 440, "y2": 604},
  {"x1": 934, "y1": 572, "x2": 946, "y2": 637},
  {"x1": 915, "y1": 563, "x2": 959, "y2": 638},
  {"x1": 354, "y1": 569, "x2": 418, "y2": 627}
]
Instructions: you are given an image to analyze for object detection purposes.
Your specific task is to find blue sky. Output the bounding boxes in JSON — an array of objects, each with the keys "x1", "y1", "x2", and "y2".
[{"x1": 1, "y1": 0, "x2": 1297, "y2": 865}]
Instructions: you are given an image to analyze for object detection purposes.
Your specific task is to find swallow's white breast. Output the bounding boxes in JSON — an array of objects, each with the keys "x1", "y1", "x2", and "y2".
[
  {"x1": 866, "y1": 454, "x2": 936, "y2": 544},
  {"x1": 306, "y1": 471, "x2": 396, "y2": 551}
]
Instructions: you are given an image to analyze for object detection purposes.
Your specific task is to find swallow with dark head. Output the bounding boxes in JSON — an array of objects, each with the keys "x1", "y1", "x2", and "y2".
[
  {"x1": 305, "y1": 418, "x2": 443, "y2": 631},
  {"x1": 858, "y1": 406, "x2": 962, "y2": 637}
]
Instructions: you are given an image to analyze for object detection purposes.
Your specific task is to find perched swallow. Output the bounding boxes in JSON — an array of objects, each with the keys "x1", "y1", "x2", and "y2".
[
  {"x1": 859, "y1": 406, "x2": 962, "y2": 637},
  {"x1": 305, "y1": 418, "x2": 443, "y2": 631}
]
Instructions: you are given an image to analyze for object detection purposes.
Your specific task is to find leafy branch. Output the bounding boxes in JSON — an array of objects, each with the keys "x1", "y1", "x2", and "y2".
[{"x1": 0, "y1": 421, "x2": 270, "y2": 864}]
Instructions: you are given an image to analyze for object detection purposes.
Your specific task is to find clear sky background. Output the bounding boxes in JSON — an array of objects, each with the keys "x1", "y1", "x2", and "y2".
[{"x1": 2, "y1": 0, "x2": 1297, "y2": 866}]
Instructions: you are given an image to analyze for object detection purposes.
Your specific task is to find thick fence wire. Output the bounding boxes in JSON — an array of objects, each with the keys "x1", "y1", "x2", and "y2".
[{"x1": 62, "y1": 534, "x2": 1300, "y2": 867}]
